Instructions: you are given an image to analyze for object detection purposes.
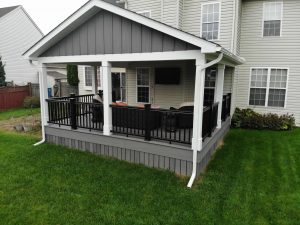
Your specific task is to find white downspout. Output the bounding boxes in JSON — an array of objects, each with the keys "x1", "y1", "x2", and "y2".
[
  {"x1": 34, "y1": 66, "x2": 46, "y2": 146},
  {"x1": 187, "y1": 52, "x2": 224, "y2": 188}
]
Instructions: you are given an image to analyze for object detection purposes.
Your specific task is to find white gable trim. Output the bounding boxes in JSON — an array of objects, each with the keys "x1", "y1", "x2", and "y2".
[{"x1": 24, "y1": 0, "x2": 219, "y2": 58}]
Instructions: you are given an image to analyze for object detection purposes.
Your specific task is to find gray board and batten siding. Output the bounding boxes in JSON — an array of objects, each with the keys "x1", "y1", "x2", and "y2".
[
  {"x1": 45, "y1": 118, "x2": 230, "y2": 177},
  {"x1": 40, "y1": 9, "x2": 200, "y2": 57}
]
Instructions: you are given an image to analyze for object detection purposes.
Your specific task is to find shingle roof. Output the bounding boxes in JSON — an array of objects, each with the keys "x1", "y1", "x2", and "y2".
[{"x1": 0, "y1": 6, "x2": 19, "y2": 19}]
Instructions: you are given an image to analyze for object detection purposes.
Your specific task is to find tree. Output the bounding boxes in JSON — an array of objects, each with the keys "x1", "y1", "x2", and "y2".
[
  {"x1": 67, "y1": 65, "x2": 79, "y2": 86},
  {"x1": 0, "y1": 57, "x2": 6, "y2": 87}
]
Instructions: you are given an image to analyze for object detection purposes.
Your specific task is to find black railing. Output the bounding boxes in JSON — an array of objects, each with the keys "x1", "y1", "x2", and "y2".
[
  {"x1": 111, "y1": 104, "x2": 193, "y2": 145},
  {"x1": 47, "y1": 94, "x2": 103, "y2": 131},
  {"x1": 202, "y1": 102, "x2": 219, "y2": 139},
  {"x1": 47, "y1": 94, "x2": 228, "y2": 146},
  {"x1": 111, "y1": 102, "x2": 219, "y2": 145},
  {"x1": 48, "y1": 99, "x2": 70, "y2": 126},
  {"x1": 50, "y1": 94, "x2": 94, "y2": 103},
  {"x1": 222, "y1": 93, "x2": 231, "y2": 121}
]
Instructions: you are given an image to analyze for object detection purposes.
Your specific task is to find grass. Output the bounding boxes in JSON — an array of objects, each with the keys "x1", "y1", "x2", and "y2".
[
  {"x1": 0, "y1": 129, "x2": 299, "y2": 225},
  {"x1": 0, "y1": 108, "x2": 40, "y2": 121}
]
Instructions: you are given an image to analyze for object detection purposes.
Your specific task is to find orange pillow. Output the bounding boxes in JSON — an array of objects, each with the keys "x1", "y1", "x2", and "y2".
[{"x1": 116, "y1": 102, "x2": 128, "y2": 106}]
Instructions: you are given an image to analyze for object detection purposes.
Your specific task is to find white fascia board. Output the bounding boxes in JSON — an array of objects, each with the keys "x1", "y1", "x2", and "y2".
[
  {"x1": 33, "y1": 50, "x2": 203, "y2": 64},
  {"x1": 220, "y1": 47, "x2": 245, "y2": 65},
  {"x1": 24, "y1": 0, "x2": 218, "y2": 58}
]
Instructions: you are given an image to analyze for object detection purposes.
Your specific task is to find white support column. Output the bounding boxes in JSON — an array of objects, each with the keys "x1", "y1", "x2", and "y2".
[
  {"x1": 38, "y1": 63, "x2": 49, "y2": 126},
  {"x1": 92, "y1": 66, "x2": 98, "y2": 94},
  {"x1": 102, "y1": 61, "x2": 112, "y2": 136},
  {"x1": 215, "y1": 64, "x2": 225, "y2": 129},
  {"x1": 192, "y1": 56, "x2": 206, "y2": 151}
]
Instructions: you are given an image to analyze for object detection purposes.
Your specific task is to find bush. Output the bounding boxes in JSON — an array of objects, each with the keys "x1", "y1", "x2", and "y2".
[
  {"x1": 67, "y1": 65, "x2": 79, "y2": 86},
  {"x1": 23, "y1": 96, "x2": 40, "y2": 108},
  {"x1": 231, "y1": 108, "x2": 295, "y2": 131}
]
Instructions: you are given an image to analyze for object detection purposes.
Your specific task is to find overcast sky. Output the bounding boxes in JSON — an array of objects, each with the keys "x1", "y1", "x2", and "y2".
[{"x1": 0, "y1": 0, "x2": 88, "y2": 34}]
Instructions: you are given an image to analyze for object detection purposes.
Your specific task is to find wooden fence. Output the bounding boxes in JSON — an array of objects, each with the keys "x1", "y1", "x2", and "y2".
[{"x1": 0, "y1": 86, "x2": 30, "y2": 111}]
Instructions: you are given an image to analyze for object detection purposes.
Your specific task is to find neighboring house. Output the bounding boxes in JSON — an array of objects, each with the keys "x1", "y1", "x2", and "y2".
[
  {"x1": 25, "y1": 0, "x2": 244, "y2": 187},
  {"x1": 119, "y1": 0, "x2": 300, "y2": 126},
  {"x1": 46, "y1": 64, "x2": 67, "y2": 97},
  {"x1": 0, "y1": 6, "x2": 43, "y2": 85}
]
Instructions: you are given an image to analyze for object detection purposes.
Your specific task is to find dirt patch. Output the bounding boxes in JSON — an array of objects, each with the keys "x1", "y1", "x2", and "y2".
[{"x1": 0, "y1": 114, "x2": 41, "y2": 137}]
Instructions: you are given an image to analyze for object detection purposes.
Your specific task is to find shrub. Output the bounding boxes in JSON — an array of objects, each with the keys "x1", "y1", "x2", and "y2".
[
  {"x1": 0, "y1": 56, "x2": 6, "y2": 87},
  {"x1": 67, "y1": 65, "x2": 79, "y2": 86},
  {"x1": 23, "y1": 96, "x2": 40, "y2": 108},
  {"x1": 231, "y1": 108, "x2": 295, "y2": 131}
]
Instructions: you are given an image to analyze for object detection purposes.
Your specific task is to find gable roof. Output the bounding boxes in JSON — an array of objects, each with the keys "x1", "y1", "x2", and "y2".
[
  {"x1": 0, "y1": 5, "x2": 19, "y2": 19},
  {"x1": 24, "y1": 0, "x2": 244, "y2": 65}
]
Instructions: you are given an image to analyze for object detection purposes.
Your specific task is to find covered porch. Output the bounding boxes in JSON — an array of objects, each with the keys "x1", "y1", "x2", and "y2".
[{"x1": 24, "y1": 0, "x2": 244, "y2": 187}]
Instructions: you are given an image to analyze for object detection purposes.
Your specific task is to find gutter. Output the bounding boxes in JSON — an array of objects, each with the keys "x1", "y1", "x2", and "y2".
[
  {"x1": 187, "y1": 52, "x2": 224, "y2": 188},
  {"x1": 34, "y1": 69, "x2": 46, "y2": 146}
]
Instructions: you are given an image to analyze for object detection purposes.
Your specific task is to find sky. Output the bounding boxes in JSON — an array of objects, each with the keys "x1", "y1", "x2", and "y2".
[{"x1": 0, "y1": 0, "x2": 88, "y2": 34}]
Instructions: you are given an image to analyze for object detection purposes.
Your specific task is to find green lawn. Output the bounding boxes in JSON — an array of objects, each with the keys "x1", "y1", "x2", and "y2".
[
  {"x1": 0, "y1": 129, "x2": 299, "y2": 225},
  {"x1": 0, "y1": 108, "x2": 40, "y2": 121}
]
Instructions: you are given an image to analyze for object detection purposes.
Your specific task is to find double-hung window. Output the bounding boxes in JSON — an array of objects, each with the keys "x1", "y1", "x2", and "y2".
[
  {"x1": 201, "y1": 2, "x2": 220, "y2": 40},
  {"x1": 204, "y1": 67, "x2": 217, "y2": 105},
  {"x1": 84, "y1": 66, "x2": 101, "y2": 89},
  {"x1": 136, "y1": 68, "x2": 150, "y2": 103},
  {"x1": 263, "y1": 2, "x2": 283, "y2": 37},
  {"x1": 138, "y1": 10, "x2": 151, "y2": 18},
  {"x1": 249, "y1": 68, "x2": 288, "y2": 107}
]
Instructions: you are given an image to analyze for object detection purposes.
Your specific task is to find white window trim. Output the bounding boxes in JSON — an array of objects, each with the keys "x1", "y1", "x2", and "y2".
[
  {"x1": 248, "y1": 67, "x2": 289, "y2": 108},
  {"x1": 262, "y1": 2, "x2": 283, "y2": 38},
  {"x1": 83, "y1": 66, "x2": 103, "y2": 91},
  {"x1": 137, "y1": 10, "x2": 152, "y2": 18},
  {"x1": 200, "y1": 1, "x2": 221, "y2": 41},
  {"x1": 136, "y1": 67, "x2": 151, "y2": 104}
]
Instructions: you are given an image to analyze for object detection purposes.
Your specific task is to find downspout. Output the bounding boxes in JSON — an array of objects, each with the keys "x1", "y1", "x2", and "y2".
[
  {"x1": 34, "y1": 68, "x2": 46, "y2": 146},
  {"x1": 187, "y1": 52, "x2": 224, "y2": 188}
]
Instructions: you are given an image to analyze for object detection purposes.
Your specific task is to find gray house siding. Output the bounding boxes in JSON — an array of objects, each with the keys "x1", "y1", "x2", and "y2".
[
  {"x1": 40, "y1": 10, "x2": 199, "y2": 57},
  {"x1": 235, "y1": 0, "x2": 300, "y2": 125}
]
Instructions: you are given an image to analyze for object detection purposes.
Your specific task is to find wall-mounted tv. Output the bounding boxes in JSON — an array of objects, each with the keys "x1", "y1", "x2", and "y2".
[{"x1": 155, "y1": 68, "x2": 181, "y2": 85}]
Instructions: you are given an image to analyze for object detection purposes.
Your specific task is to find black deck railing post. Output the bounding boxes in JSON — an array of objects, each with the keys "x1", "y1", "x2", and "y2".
[
  {"x1": 227, "y1": 93, "x2": 231, "y2": 118},
  {"x1": 70, "y1": 98, "x2": 77, "y2": 130},
  {"x1": 222, "y1": 95, "x2": 226, "y2": 121},
  {"x1": 144, "y1": 104, "x2": 151, "y2": 141},
  {"x1": 208, "y1": 103, "x2": 214, "y2": 137}
]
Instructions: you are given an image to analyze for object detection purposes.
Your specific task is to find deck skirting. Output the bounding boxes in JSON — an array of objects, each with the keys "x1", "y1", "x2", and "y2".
[{"x1": 45, "y1": 118, "x2": 231, "y2": 177}]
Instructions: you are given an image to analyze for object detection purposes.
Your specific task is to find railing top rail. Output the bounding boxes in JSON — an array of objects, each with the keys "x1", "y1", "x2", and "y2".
[{"x1": 46, "y1": 99, "x2": 69, "y2": 103}]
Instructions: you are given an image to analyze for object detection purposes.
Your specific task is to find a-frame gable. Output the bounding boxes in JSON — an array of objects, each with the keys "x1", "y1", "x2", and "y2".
[{"x1": 40, "y1": 9, "x2": 199, "y2": 57}]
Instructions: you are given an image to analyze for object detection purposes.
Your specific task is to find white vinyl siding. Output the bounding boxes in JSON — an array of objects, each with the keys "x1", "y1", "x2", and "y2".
[
  {"x1": 161, "y1": 0, "x2": 180, "y2": 28},
  {"x1": 122, "y1": 61, "x2": 233, "y2": 109},
  {"x1": 127, "y1": 0, "x2": 162, "y2": 22},
  {"x1": 182, "y1": 0, "x2": 234, "y2": 51},
  {"x1": 0, "y1": 7, "x2": 43, "y2": 85},
  {"x1": 235, "y1": 0, "x2": 300, "y2": 125}
]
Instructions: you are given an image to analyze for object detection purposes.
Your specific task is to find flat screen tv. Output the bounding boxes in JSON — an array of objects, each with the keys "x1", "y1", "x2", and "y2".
[{"x1": 155, "y1": 68, "x2": 181, "y2": 85}]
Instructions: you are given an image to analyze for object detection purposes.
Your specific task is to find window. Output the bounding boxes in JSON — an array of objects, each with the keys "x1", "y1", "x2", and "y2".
[
  {"x1": 204, "y1": 67, "x2": 217, "y2": 105},
  {"x1": 138, "y1": 10, "x2": 151, "y2": 18},
  {"x1": 136, "y1": 68, "x2": 150, "y2": 103},
  {"x1": 84, "y1": 66, "x2": 101, "y2": 89},
  {"x1": 263, "y1": 2, "x2": 282, "y2": 37},
  {"x1": 249, "y1": 68, "x2": 288, "y2": 107},
  {"x1": 201, "y1": 2, "x2": 220, "y2": 40}
]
